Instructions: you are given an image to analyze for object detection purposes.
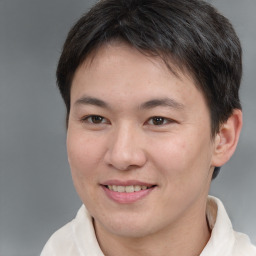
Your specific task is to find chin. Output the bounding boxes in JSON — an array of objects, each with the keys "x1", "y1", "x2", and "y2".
[{"x1": 95, "y1": 210, "x2": 160, "y2": 238}]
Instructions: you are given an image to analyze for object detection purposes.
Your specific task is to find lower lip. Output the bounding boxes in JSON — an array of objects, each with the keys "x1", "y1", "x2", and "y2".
[{"x1": 102, "y1": 186, "x2": 155, "y2": 204}]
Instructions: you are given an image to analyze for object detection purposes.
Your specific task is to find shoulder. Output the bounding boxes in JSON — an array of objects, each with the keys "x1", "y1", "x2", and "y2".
[
  {"x1": 40, "y1": 223, "x2": 77, "y2": 255},
  {"x1": 212, "y1": 197, "x2": 256, "y2": 255},
  {"x1": 232, "y1": 231, "x2": 256, "y2": 256},
  {"x1": 40, "y1": 214, "x2": 80, "y2": 255},
  {"x1": 41, "y1": 205, "x2": 104, "y2": 256},
  {"x1": 202, "y1": 196, "x2": 256, "y2": 256}
]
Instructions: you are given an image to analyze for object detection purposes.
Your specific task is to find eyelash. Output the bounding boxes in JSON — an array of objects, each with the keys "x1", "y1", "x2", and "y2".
[{"x1": 81, "y1": 115, "x2": 174, "y2": 126}]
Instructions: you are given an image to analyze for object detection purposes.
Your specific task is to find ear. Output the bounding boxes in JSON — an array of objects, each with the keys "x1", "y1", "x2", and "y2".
[{"x1": 211, "y1": 109, "x2": 243, "y2": 167}]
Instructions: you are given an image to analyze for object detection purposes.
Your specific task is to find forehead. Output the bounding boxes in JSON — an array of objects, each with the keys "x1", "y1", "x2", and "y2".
[
  {"x1": 83, "y1": 41, "x2": 189, "y2": 79},
  {"x1": 71, "y1": 42, "x2": 206, "y2": 109}
]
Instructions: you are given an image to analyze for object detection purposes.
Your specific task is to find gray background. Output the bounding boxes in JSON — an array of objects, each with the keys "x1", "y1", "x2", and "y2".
[{"x1": 1, "y1": 0, "x2": 255, "y2": 255}]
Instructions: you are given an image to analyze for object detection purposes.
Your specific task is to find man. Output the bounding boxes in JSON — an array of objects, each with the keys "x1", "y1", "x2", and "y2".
[{"x1": 41, "y1": 0, "x2": 256, "y2": 255}]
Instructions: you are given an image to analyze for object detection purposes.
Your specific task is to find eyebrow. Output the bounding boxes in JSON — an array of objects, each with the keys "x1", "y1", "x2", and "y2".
[
  {"x1": 140, "y1": 98, "x2": 184, "y2": 110},
  {"x1": 74, "y1": 96, "x2": 110, "y2": 109},
  {"x1": 74, "y1": 96, "x2": 184, "y2": 111}
]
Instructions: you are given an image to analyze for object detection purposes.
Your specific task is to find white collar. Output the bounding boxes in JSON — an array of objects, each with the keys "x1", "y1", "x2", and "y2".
[{"x1": 201, "y1": 196, "x2": 235, "y2": 255}]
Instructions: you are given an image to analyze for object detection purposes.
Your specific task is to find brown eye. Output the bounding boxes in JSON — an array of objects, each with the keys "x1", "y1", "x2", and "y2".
[
  {"x1": 82, "y1": 115, "x2": 108, "y2": 124},
  {"x1": 151, "y1": 117, "x2": 166, "y2": 125},
  {"x1": 90, "y1": 115, "x2": 104, "y2": 123},
  {"x1": 147, "y1": 116, "x2": 175, "y2": 126}
]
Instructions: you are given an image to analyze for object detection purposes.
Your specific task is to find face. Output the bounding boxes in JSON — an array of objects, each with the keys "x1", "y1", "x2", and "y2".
[{"x1": 67, "y1": 43, "x2": 217, "y2": 239}]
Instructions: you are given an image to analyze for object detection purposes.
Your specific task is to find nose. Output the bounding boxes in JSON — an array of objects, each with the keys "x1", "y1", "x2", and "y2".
[{"x1": 104, "y1": 124, "x2": 147, "y2": 171}]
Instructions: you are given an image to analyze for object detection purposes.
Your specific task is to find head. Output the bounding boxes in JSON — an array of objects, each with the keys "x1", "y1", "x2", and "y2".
[
  {"x1": 57, "y1": 0, "x2": 243, "y2": 245},
  {"x1": 57, "y1": 0, "x2": 242, "y2": 180}
]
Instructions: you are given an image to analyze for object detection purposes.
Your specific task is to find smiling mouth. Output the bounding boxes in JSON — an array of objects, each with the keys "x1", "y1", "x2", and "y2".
[{"x1": 105, "y1": 185, "x2": 156, "y2": 193}]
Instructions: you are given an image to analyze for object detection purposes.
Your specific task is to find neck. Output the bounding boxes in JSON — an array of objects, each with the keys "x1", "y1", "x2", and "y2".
[{"x1": 94, "y1": 200, "x2": 211, "y2": 256}]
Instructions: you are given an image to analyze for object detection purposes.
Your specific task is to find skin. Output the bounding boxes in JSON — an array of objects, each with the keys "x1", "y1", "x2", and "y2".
[{"x1": 67, "y1": 42, "x2": 242, "y2": 256}]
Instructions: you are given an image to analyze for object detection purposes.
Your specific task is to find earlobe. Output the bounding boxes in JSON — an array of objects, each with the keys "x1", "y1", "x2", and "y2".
[{"x1": 212, "y1": 109, "x2": 243, "y2": 167}]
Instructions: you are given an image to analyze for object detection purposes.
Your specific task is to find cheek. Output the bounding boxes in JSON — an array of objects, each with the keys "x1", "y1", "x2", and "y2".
[
  {"x1": 150, "y1": 132, "x2": 213, "y2": 183},
  {"x1": 68, "y1": 129, "x2": 102, "y2": 165},
  {"x1": 66, "y1": 131, "x2": 105, "y2": 189},
  {"x1": 150, "y1": 136, "x2": 190, "y2": 171},
  {"x1": 149, "y1": 134, "x2": 213, "y2": 214},
  {"x1": 66, "y1": 131, "x2": 109, "y2": 210}
]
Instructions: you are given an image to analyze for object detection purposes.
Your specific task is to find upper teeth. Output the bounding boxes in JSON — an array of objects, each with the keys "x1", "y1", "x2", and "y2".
[{"x1": 107, "y1": 185, "x2": 148, "y2": 193}]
